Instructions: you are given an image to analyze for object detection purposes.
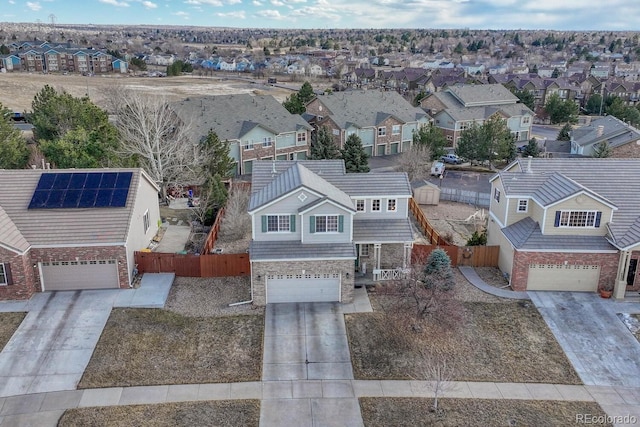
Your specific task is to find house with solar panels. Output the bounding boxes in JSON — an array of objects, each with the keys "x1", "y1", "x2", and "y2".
[{"x1": 0, "y1": 168, "x2": 160, "y2": 300}]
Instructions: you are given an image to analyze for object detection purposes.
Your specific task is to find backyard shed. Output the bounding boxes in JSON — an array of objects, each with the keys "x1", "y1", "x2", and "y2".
[{"x1": 412, "y1": 180, "x2": 441, "y2": 205}]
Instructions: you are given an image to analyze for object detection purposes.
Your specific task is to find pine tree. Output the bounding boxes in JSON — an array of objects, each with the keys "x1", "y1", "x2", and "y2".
[
  {"x1": 0, "y1": 102, "x2": 29, "y2": 169},
  {"x1": 423, "y1": 249, "x2": 455, "y2": 291},
  {"x1": 557, "y1": 123, "x2": 573, "y2": 141},
  {"x1": 341, "y1": 133, "x2": 370, "y2": 173},
  {"x1": 310, "y1": 126, "x2": 340, "y2": 160},
  {"x1": 202, "y1": 130, "x2": 235, "y2": 178},
  {"x1": 521, "y1": 138, "x2": 540, "y2": 158},
  {"x1": 592, "y1": 140, "x2": 611, "y2": 158}
]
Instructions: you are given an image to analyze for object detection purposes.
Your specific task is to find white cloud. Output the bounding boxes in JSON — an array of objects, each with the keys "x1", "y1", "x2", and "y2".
[
  {"x1": 8, "y1": 0, "x2": 15, "y2": 4},
  {"x1": 184, "y1": 0, "x2": 223, "y2": 5},
  {"x1": 141, "y1": 0, "x2": 158, "y2": 8},
  {"x1": 217, "y1": 10, "x2": 246, "y2": 18},
  {"x1": 173, "y1": 10, "x2": 189, "y2": 16},
  {"x1": 270, "y1": 0, "x2": 284, "y2": 5},
  {"x1": 26, "y1": 1, "x2": 41, "y2": 11},
  {"x1": 252, "y1": 0, "x2": 262, "y2": 4},
  {"x1": 227, "y1": 0, "x2": 242, "y2": 4},
  {"x1": 99, "y1": 0, "x2": 130, "y2": 6},
  {"x1": 256, "y1": 9, "x2": 284, "y2": 19}
]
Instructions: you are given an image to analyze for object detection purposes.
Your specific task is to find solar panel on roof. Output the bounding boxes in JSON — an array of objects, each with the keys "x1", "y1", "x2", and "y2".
[{"x1": 28, "y1": 171, "x2": 133, "y2": 209}]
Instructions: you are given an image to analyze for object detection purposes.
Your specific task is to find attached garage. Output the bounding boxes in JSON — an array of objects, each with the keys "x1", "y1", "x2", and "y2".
[
  {"x1": 41, "y1": 260, "x2": 119, "y2": 291},
  {"x1": 266, "y1": 272, "x2": 341, "y2": 303},
  {"x1": 527, "y1": 264, "x2": 600, "y2": 292}
]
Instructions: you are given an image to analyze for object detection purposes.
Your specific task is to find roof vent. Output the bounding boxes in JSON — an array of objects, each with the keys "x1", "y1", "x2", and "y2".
[{"x1": 597, "y1": 125, "x2": 604, "y2": 137}]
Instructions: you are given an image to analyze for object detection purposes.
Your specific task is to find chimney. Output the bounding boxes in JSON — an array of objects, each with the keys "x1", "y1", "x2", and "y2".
[
  {"x1": 527, "y1": 156, "x2": 532, "y2": 173},
  {"x1": 597, "y1": 125, "x2": 604, "y2": 137}
]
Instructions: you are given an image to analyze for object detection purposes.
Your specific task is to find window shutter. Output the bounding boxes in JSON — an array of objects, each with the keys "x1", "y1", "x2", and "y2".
[
  {"x1": 554, "y1": 211, "x2": 561, "y2": 227},
  {"x1": 290, "y1": 214, "x2": 296, "y2": 232},
  {"x1": 310, "y1": 216, "x2": 315, "y2": 233},
  {"x1": 595, "y1": 212, "x2": 602, "y2": 228},
  {"x1": 261, "y1": 215, "x2": 267, "y2": 232},
  {"x1": 4, "y1": 264, "x2": 13, "y2": 286},
  {"x1": 338, "y1": 215, "x2": 344, "y2": 232}
]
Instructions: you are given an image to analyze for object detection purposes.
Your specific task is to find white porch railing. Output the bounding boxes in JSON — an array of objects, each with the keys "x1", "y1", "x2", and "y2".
[{"x1": 372, "y1": 268, "x2": 410, "y2": 281}]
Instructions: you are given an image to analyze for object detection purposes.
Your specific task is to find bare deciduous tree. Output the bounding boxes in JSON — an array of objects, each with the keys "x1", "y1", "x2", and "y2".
[
  {"x1": 397, "y1": 144, "x2": 432, "y2": 182},
  {"x1": 218, "y1": 184, "x2": 251, "y2": 242},
  {"x1": 106, "y1": 87, "x2": 202, "y2": 196},
  {"x1": 415, "y1": 348, "x2": 456, "y2": 413}
]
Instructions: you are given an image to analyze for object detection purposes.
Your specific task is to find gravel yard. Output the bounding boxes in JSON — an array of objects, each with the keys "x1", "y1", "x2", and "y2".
[{"x1": 421, "y1": 201, "x2": 487, "y2": 246}]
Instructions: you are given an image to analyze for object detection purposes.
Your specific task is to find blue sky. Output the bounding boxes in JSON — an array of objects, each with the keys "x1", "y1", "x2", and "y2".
[{"x1": 1, "y1": 0, "x2": 639, "y2": 30}]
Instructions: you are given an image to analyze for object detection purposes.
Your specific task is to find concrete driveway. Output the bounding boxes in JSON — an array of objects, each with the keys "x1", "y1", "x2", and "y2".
[
  {"x1": 0, "y1": 273, "x2": 174, "y2": 398},
  {"x1": 530, "y1": 291, "x2": 640, "y2": 388}
]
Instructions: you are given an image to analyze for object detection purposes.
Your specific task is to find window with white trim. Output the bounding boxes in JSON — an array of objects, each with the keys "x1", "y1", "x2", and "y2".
[
  {"x1": 267, "y1": 215, "x2": 291, "y2": 232},
  {"x1": 359, "y1": 244, "x2": 370, "y2": 257},
  {"x1": 494, "y1": 188, "x2": 500, "y2": 202},
  {"x1": 392, "y1": 125, "x2": 401, "y2": 135},
  {"x1": 332, "y1": 129, "x2": 340, "y2": 136},
  {"x1": 315, "y1": 215, "x2": 338, "y2": 232},
  {"x1": 263, "y1": 137, "x2": 273, "y2": 147},
  {"x1": 522, "y1": 116, "x2": 531, "y2": 125},
  {"x1": 355, "y1": 199, "x2": 365, "y2": 212},
  {"x1": 378, "y1": 127, "x2": 386, "y2": 137},
  {"x1": 558, "y1": 210, "x2": 598, "y2": 228},
  {"x1": 387, "y1": 199, "x2": 397, "y2": 212},
  {"x1": 372, "y1": 199, "x2": 381, "y2": 211},
  {"x1": 143, "y1": 210, "x2": 150, "y2": 233},
  {"x1": 0, "y1": 263, "x2": 7, "y2": 286},
  {"x1": 296, "y1": 132, "x2": 307, "y2": 144},
  {"x1": 517, "y1": 199, "x2": 528, "y2": 212}
]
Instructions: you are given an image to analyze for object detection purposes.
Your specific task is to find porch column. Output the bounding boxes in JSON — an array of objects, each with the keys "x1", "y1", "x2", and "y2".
[
  {"x1": 374, "y1": 244, "x2": 381, "y2": 270},
  {"x1": 614, "y1": 250, "x2": 631, "y2": 300},
  {"x1": 403, "y1": 242, "x2": 413, "y2": 268}
]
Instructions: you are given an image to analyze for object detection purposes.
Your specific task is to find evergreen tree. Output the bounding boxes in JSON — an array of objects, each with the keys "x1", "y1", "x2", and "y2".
[
  {"x1": 282, "y1": 93, "x2": 304, "y2": 114},
  {"x1": 341, "y1": 133, "x2": 370, "y2": 173},
  {"x1": 557, "y1": 123, "x2": 573, "y2": 141},
  {"x1": 202, "y1": 130, "x2": 235, "y2": 178},
  {"x1": 511, "y1": 88, "x2": 535, "y2": 111},
  {"x1": 544, "y1": 93, "x2": 578, "y2": 124},
  {"x1": 521, "y1": 138, "x2": 540, "y2": 158},
  {"x1": 412, "y1": 123, "x2": 447, "y2": 160},
  {"x1": 456, "y1": 116, "x2": 515, "y2": 165},
  {"x1": 423, "y1": 249, "x2": 455, "y2": 291},
  {"x1": 585, "y1": 93, "x2": 603, "y2": 115},
  {"x1": 297, "y1": 81, "x2": 315, "y2": 104},
  {"x1": 592, "y1": 140, "x2": 611, "y2": 158},
  {"x1": 0, "y1": 103, "x2": 29, "y2": 169},
  {"x1": 310, "y1": 126, "x2": 340, "y2": 160}
]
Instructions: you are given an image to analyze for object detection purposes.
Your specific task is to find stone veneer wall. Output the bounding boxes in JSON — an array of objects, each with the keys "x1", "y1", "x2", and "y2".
[
  {"x1": 380, "y1": 244, "x2": 406, "y2": 269},
  {"x1": 0, "y1": 248, "x2": 37, "y2": 300},
  {"x1": 510, "y1": 250, "x2": 619, "y2": 292},
  {"x1": 251, "y1": 259, "x2": 355, "y2": 306}
]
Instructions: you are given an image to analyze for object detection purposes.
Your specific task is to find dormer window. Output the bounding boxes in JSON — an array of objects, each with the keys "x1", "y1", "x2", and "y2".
[
  {"x1": 355, "y1": 199, "x2": 365, "y2": 212},
  {"x1": 517, "y1": 199, "x2": 528, "y2": 213},
  {"x1": 387, "y1": 199, "x2": 397, "y2": 212},
  {"x1": 372, "y1": 199, "x2": 381, "y2": 211}
]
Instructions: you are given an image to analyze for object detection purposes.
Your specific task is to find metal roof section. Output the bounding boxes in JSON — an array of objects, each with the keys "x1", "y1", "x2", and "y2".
[
  {"x1": 446, "y1": 84, "x2": 519, "y2": 107},
  {"x1": 502, "y1": 217, "x2": 617, "y2": 252},
  {"x1": 353, "y1": 218, "x2": 415, "y2": 243},
  {"x1": 572, "y1": 116, "x2": 640, "y2": 149},
  {"x1": 249, "y1": 240, "x2": 356, "y2": 261},
  {"x1": 325, "y1": 172, "x2": 413, "y2": 197},
  {"x1": 500, "y1": 158, "x2": 640, "y2": 248},
  {"x1": 249, "y1": 163, "x2": 354, "y2": 212},
  {"x1": 313, "y1": 90, "x2": 427, "y2": 129},
  {"x1": 251, "y1": 160, "x2": 346, "y2": 193},
  {"x1": 0, "y1": 168, "x2": 145, "y2": 247},
  {"x1": 172, "y1": 94, "x2": 312, "y2": 143}
]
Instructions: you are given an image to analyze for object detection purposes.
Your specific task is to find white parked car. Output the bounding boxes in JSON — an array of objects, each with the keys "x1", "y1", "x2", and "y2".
[{"x1": 430, "y1": 161, "x2": 445, "y2": 176}]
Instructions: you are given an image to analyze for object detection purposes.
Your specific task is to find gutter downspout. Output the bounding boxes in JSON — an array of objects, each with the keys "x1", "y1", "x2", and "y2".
[{"x1": 229, "y1": 261, "x2": 254, "y2": 306}]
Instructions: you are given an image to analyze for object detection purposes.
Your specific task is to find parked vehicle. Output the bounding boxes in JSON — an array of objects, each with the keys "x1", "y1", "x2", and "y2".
[
  {"x1": 441, "y1": 153, "x2": 463, "y2": 164},
  {"x1": 430, "y1": 161, "x2": 445, "y2": 176}
]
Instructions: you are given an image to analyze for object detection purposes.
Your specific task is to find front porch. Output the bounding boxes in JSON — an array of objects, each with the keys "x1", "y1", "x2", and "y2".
[{"x1": 355, "y1": 242, "x2": 412, "y2": 285}]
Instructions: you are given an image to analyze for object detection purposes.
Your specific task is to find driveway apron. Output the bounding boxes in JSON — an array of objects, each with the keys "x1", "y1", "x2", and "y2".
[
  {"x1": 530, "y1": 291, "x2": 640, "y2": 388},
  {"x1": 261, "y1": 302, "x2": 364, "y2": 427}
]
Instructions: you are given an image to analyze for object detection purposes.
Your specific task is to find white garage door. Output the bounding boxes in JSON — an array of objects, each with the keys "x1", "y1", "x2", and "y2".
[
  {"x1": 266, "y1": 272, "x2": 341, "y2": 303},
  {"x1": 41, "y1": 260, "x2": 119, "y2": 291},
  {"x1": 527, "y1": 264, "x2": 600, "y2": 292}
]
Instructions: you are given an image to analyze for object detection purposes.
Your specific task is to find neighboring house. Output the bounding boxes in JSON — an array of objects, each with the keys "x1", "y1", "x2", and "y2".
[
  {"x1": 0, "y1": 168, "x2": 160, "y2": 301},
  {"x1": 420, "y1": 83, "x2": 534, "y2": 148},
  {"x1": 172, "y1": 94, "x2": 312, "y2": 175},
  {"x1": 305, "y1": 90, "x2": 430, "y2": 157},
  {"x1": 247, "y1": 160, "x2": 414, "y2": 304},
  {"x1": 0, "y1": 54, "x2": 21, "y2": 71},
  {"x1": 487, "y1": 158, "x2": 640, "y2": 298},
  {"x1": 570, "y1": 116, "x2": 640, "y2": 157}
]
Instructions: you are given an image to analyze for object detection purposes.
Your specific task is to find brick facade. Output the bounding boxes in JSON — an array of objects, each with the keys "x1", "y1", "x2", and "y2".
[
  {"x1": 251, "y1": 259, "x2": 355, "y2": 306},
  {"x1": 510, "y1": 250, "x2": 619, "y2": 292},
  {"x1": 380, "y1": 243, "x2": 407, "y2": 269},
  {"x1": 611, "y1": 140, "x2": 640, "y2": 158},
  {"x1": 241, "y1": 142, "x2": 309, "y2": 173},
  {"x1": 0, "y1": 248, "x2": 37, "y2": 301}
]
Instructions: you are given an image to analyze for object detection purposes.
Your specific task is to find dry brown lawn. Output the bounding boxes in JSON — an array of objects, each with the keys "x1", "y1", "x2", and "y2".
[
  {"x1": 79, "y1": 308, "x2": 263, "y2": 388},
  {"x1": 58, "y1": 400, "x2": 260, "y2": 427},
  {"x1": 0, "y1": 312, "x2": 26, "y2": 350},
  {"x1": 360, "y1": 398, "x2": 611, "y2": 427},
  {"x1": 346, "y1": 300, "x2": 580, "y2": 384}
]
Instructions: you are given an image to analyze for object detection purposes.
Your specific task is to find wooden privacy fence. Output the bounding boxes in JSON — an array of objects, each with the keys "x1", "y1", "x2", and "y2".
[
  {"x1": 135, "y1": 251, "x2": 250, "y2": 277},
  {"x1": 409, "y1": 198, "x2": 450, "y2": 246},
  {"x1": 202, "y1": 207, "x2": 225, "y2": 255},
  {"x1": 412, "y1": 244, "x2": 499, "y2": 268}
]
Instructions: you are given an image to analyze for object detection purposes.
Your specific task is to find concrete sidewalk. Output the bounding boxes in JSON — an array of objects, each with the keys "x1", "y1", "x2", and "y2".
[
  {"x1": 459, "y1": 266, "x2": 530, "y2": 300},
  {"x1": 2, "y1": 380, "x2": 639, "y2": 427}
]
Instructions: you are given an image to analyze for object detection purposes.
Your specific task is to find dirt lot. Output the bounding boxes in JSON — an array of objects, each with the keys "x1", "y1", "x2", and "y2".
[
  {"x1": 79, "y1": 308, "x2": 263, "y2": 388},
  {"x1": 421, "y1": 201, "x2": 487, "y2": 246},
  {"x1": 0, "y1": 312, "x2": 26, "y2": 351},
  {"x1": 59, "y1": 400, "x2": 260, "y2": 427},
  {"x1": 0, "y1": 73, "x2": 293, "y2": 112},
  {"x1": 360, "y1": 398, "x2": 611, "y2": 427}
]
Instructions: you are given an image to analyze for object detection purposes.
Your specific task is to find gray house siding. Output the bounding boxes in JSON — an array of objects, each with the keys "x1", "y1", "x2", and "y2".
[
  {"x1": 253, "y1": 191, "x2": 322, "y2": 242},
  {"x1": 351, "y1": 197, "x2": 409, "y2": 220},
  {"x1": 302, "y1": 203, "x2": 353, "y2": 244}
]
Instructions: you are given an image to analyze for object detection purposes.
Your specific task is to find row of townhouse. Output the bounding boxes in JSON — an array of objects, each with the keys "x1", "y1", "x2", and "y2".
[{"x1": 1, "y1": 48, "x2": 128, "y2": 74}]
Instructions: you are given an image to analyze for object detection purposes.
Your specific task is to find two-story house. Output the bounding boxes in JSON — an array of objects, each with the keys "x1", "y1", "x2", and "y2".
[
  {"x1": 487, "y1": 158, "x2": 640, "y2": 299},
  {"x1": 247, "y1": 160, "x2": 414, "y2": 304},
  {"x1": 421, "y1": 84, "x2": 534, "y2": 148},
  {"x1": 570, "y1": 116, "x2": 640, "y2": 157},
  {"x1": 305, "y1": 91, "x2": 431, "y2": 157},
  {"x1": 172, "y1": 94, "x2": 313, "y2": 175}
]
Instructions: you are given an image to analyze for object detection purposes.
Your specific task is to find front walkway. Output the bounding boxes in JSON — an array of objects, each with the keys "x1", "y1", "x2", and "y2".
[{"x1": 0, "y1": 274, "x2": 174, "y2": 398}]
